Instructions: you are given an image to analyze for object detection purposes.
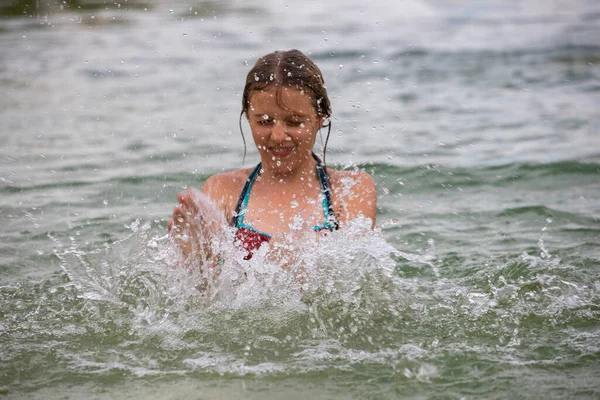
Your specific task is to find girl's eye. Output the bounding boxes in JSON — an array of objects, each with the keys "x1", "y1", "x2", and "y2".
[
  {"x1": 257, "y1": 119, "x2": 273, "y2": 126},
  {"x1": 287, "y1": 120, "x2": 305, "y2": 127}
]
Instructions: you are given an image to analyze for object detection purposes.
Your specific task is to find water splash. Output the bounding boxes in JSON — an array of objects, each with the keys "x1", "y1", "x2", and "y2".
[{"x1": 46, "y1": 216, "x2": 600, "y2": 384}]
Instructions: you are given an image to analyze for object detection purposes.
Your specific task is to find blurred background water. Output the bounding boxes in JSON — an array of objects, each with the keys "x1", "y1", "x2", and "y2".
[{"x1": 1, "y1": 0, "x2": 599, "y2": 398}]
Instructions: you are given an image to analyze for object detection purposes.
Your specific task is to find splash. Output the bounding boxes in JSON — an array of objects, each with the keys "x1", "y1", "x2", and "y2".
[
  {"x1": 56, "y1": 208, "x2": 413, "y2": 341},
  {"x1": 52, "y1": 213, "x2": 599, "y2": 381}
]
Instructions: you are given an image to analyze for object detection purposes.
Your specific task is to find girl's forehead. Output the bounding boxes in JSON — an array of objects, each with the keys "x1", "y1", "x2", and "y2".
[
  {"x1": 249, "y1": 86, "x2": 313, "y2": 105},
  {"x1": 249, "y1": 88, "x2": 315, "y2": 116}
]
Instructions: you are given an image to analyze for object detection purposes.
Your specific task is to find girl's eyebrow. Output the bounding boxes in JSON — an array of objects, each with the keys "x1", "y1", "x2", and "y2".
[
  {"x1": 288, "y1": 112, "x2": 309, "y2": 118},
  {"x1": 251, "y1": 112, "x2": 309, "y2": 119}
]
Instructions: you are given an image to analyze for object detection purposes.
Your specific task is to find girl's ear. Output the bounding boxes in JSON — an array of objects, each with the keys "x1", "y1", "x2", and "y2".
[{"x1": 320, "y1": 114, "x2": 327, "y2": 128}]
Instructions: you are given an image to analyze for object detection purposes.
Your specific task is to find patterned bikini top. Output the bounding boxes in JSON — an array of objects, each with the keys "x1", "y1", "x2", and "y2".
[{"x1": 231, "y1": 152, "x2": 338, "y2": 259}]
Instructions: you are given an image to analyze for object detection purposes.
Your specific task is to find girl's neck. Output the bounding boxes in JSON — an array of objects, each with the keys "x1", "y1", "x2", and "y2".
[{"x1": 259, "y1": 153, "x2": 318, "y2": 187}]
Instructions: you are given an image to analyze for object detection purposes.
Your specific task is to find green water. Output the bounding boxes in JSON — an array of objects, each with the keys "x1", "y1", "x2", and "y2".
[{"x1": 1, "y1": 0, "x2": 600, "y2": 398}]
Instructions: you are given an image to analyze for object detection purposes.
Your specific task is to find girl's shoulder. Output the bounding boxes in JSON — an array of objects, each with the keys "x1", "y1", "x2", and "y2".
[
  {"x1": 327, "y1": 167, "x2": 377, "y2": 226},
  {"x1": 203, "y1": 168, "x2": 254, "y2": 189},
  {"x1": 201, "y1": 168, "x2": 255, "y2": 213},
  {"x1": 327, "y1": 168, "x2": 376, "y2": 193}
]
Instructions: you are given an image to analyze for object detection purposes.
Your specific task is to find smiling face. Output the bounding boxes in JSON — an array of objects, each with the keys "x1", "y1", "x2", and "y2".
[{"x1": 248, "y1": 85, "x2": 323, "y2": 176}]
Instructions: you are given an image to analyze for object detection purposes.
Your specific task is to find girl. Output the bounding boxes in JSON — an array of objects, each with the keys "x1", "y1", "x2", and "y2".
[{"x1": 168, "y1": 49, "x2": 376, "y2": 262}]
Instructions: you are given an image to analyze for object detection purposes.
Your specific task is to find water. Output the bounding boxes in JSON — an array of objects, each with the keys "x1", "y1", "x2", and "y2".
[{"x1": 1, "y1": 0, "x2": 600, "y2": 398}]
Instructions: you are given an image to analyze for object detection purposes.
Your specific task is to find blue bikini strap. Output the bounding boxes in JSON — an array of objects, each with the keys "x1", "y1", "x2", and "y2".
[
  {"x1": 312, "y1": 152, "x2": 339, "y2": 231},
  {"x1": 232, "y1": 162, "x2": 262, "y2": 228}
]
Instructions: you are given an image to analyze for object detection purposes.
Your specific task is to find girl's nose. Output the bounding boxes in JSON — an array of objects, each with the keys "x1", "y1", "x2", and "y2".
[{"x1": 270, "y1": 120, "x2": 287, "y2": 142}]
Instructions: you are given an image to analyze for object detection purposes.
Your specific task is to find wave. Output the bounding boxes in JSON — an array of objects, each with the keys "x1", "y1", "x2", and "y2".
[
  {"x1": 388, "y1": 44, "x2": 600, "y2": 60},
  {"x1": 353, "y1": 160, "x2": 600, "y2": 196},
  {"x1": 364, "y1": 159, "x2": 600, "y2": 175},
  {"x1": 4, "y1": 160, "x2": 595, "y2": 195}
]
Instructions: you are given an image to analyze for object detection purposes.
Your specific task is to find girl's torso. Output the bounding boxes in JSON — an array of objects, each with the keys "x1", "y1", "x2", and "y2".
[
  {"x1": 231, "y1": 153, "x2": 338, "y2": 259},
  {"x1": 200, "y1": 153, "x2": 376, "y2": 259}
]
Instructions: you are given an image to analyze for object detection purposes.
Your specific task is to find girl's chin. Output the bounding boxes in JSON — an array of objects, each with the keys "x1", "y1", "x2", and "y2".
[{"x1": 259, "y1": 150, "x2": 312, "y2": 173}]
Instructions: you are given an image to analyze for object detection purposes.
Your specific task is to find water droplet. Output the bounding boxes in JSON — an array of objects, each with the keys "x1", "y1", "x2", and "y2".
[
  {"x1": 243, "y1": 60, "x2": 249, "y2": 66},
  {"x1": 290, "y1": 200, "x2": 298, "y2": 209},
  {"x1": 338, "y1": 64, "x2": 344, "y2": 69},
  {"x1": 169, "y1": 9, "x2": 173, "y2": 14}
]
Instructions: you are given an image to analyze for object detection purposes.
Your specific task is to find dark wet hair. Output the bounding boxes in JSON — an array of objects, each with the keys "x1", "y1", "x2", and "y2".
[{"x1": 239, "y1": 49, "x2": 332, "y2": 165}]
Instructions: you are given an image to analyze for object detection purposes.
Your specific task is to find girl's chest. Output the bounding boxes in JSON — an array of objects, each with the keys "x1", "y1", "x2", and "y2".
[{"x1": 243, "y1": 190, "x2": 326, "y2": 235}]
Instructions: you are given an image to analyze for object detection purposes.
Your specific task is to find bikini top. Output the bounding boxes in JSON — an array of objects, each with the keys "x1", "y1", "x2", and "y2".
[{"x1": 231, "y1": 152, "x2": 339, "y2": 259}]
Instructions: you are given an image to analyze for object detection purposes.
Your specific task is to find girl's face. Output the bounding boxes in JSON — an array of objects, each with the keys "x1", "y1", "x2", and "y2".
[{"x1": 247, "y1": 86, "x2": 323, "y2": 175}]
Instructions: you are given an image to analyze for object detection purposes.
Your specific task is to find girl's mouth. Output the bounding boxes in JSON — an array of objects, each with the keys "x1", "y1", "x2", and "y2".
[{"x1": 269, "y1": 147, "x2": 295, "y2": 158}]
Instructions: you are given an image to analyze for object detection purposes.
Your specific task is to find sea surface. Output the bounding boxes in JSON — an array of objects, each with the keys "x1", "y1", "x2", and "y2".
[{"x1": 1, "y1": 0, "x2": 600, "y2": 398}]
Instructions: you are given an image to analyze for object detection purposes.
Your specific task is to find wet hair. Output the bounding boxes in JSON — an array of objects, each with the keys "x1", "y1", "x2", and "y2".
[{"x1": 239, "y1": 49, "x2": 332, "y2": 165}]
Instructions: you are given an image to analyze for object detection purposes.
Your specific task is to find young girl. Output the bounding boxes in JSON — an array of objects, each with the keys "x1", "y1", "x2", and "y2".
[{"x1": 168, "y1": 49, "x2": 376, "y2": 262}]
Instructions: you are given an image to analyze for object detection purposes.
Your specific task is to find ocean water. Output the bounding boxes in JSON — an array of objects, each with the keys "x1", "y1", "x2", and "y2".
[{"x1": 1, "y1": 0, "x2": 600, "y2": 398}]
